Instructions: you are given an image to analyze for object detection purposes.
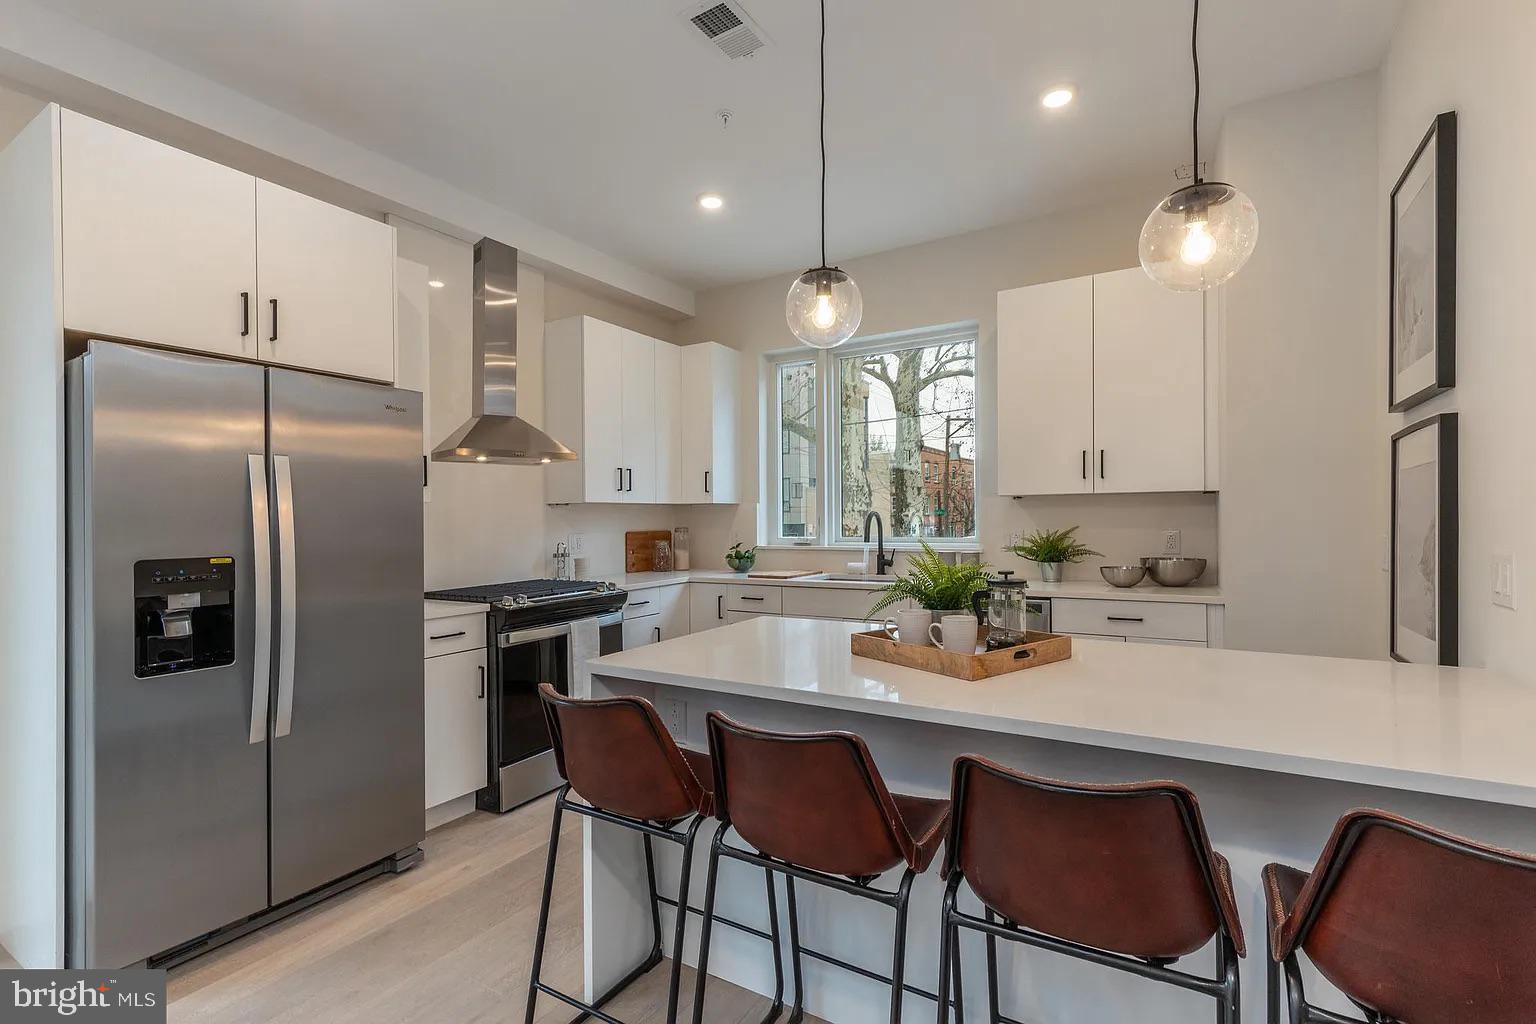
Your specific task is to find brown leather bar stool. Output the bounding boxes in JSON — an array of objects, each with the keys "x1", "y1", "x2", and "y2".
[
  {"x1": 1264, "y1": 809, "x2": 1536, "y2": 1024},
  {"x1": 936, "y1": 755, "x2": 1245, "y2": 1024},
  {"x1": 691, "y1": 711, "x2": 952, "y2": 1024},
  {"x1": 527, "y1": 684, "x2": 786, "y2": 1024}
]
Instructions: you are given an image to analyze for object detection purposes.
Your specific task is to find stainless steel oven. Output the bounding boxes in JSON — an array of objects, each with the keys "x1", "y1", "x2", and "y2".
[{"x1": 479, "y1": 610, "x2": 623, "y2": 812}]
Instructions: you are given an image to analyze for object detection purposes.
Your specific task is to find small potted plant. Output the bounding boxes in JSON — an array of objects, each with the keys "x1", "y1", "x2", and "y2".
[
  {"x1": 1010, "y1": 527, "x2": 1100, "y2": 583},
  {"x1": 868, "y1": 541, "x2": 990, "y2": 620},
  {"x1": 725, "y1": 542, "x2": 757, "y2": 574}
]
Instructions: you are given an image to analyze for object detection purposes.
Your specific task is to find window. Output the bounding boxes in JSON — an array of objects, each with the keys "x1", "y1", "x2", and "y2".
[{"x1": 769, "y1": 324, "x2": 978, "y2": 546}]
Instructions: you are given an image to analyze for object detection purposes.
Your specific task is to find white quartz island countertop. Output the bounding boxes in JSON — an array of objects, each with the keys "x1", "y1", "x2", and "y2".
[{"x1": 591, "y1": 616, "x2": 1536, "y2": 808}]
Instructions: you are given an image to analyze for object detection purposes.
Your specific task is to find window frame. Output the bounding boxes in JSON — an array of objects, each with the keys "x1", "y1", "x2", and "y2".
[{"x1": 765, "y1": 321, "x2": 981, "y2": 551}]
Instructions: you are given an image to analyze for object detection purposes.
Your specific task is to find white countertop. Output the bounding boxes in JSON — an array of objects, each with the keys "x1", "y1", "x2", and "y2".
[
  {"x1": 590, "y1": 617, "x2": 1536, "y2": 808},
  {"x1": 613, "y1": 571, "x2": 1222, "y2": 603},
  {"x1": 424, "y1": 598, "x2": 488, "y2": 620}
]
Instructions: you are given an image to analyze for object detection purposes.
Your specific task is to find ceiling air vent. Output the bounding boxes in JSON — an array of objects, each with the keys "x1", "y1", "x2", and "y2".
[{"x1": 682, "y1": 1, "x2": 770, "y2": 60}]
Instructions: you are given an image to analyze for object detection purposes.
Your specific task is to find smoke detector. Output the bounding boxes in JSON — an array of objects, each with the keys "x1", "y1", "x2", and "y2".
[{"x1": 681, "y1": 1, "x2": 771, "y2": 60}]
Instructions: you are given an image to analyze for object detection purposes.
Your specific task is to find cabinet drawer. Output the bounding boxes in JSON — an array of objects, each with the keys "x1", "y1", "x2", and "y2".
[
  {"x1": 424, "y1": 612, "x2": 487, "y2": 657},
  {"x1": 782, "y1": 586, "x2": 892, "y2": 621},
  {"x1": 1050, "y1": 599, "x2": 1207, "y2": 642},
  {"x1": 623, "y1": 583, "x2": 685, "y2": 621},
  {"x1": 726, "y1": 584, "x2": 783, "y2": 614}
]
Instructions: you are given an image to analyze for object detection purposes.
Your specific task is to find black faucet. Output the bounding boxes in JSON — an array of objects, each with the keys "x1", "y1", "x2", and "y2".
[{"x1": 862, "y1": 511, "x2": 895, "y2": 575}]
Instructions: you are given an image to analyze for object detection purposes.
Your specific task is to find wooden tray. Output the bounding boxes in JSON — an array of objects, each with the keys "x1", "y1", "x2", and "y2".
[
  {"x1": 850, "y1": 628, "x2": 1072, "y2": 681},
  {"x1": 624, "y1": 530, "x2": 674, "y2": 573}
]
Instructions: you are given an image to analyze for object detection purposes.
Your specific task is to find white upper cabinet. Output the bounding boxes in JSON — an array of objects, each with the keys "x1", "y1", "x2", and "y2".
[
  {"x1": 996, "y1": 276, "x2": 1094, "y2": 495},
  {"x1": 620, "y1": 329, "x2": 658, "y2": 503},
  {"x1": 680, "y1": 342, "x2": 740, "y2": 503},
  {"x1": 1090, "y1": 267, "x2": 1206, "y2": 494},
  {"x1": 653, "y1": 340, "x2": 683, "y2": 503},
  {"x1": 996, "y1": 267, "x2": 1212, "y2": 496},
  {"x1": 61, "y1": 110, "x2": 258, "y2": 359},
  {"x1": 56, "y1": 109, "x2": 396, "y2": 382},
  {"x1": 256, "y1": 180, "x2": 396, "y2": 382},
  {"x1": 545, "y1": 317, "x2": 739, "y2": 505}
]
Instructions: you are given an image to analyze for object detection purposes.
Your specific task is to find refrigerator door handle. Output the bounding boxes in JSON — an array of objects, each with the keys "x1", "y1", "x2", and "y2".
[
  {"x1": 248, "y1": 454, "x2": 273, "y2": 745},
  {"x1": 273, "y1": 454, "x2": 298, "y2": 738}
]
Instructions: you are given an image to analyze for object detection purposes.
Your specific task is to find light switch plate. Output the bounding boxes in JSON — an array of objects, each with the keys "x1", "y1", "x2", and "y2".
[
  {"x1": 1161, "y1": 530, "x2": 1182, "y2": 556},
  {"x1": 1492, "y1": 554, "x2": 1517, "y2": 610},
  {"x1": 569, "y1": 533, "x2": 587, "y2": 558}
]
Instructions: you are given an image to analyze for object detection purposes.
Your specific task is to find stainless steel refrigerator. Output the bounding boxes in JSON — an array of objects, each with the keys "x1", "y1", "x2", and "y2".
[{"x1": 66, "y1": 340, "x2": 425, "y2": 969}]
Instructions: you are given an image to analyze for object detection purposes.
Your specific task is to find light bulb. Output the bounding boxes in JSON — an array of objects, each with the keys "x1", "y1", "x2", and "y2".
[
  {"x1": 1180, "y1": 220, "x2": 1216, "y2": 266},
  {"x1": 812, "y1": 292, "x2": 837, "y2": 329}
]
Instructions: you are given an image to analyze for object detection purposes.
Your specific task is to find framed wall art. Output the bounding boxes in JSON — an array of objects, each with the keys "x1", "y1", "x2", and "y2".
[
  {"x1": 1390, "y1": 413, "x2": 1458, "y2": 665},
  {"x1": 1388, "y1": 110, "x2": 1456, "y2": 412}
]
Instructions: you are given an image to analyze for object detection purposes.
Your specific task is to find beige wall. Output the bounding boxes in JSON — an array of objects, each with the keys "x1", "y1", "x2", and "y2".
[
  {"x1": 0, "y1": 81, "x2": 45, "y2": 149},
  {"x1": 1378, "y1": 0, "x2": 1536, "y2": 679},
  {"x1": 394, "y1": 219, "x2": 687, "y2": 587},
  {"x1": 674, "y1": 194, "x2": 1220, "y2": 579},
  {"x1": 1215, "y1": 72, "x2": 1385, "y2": 658}
]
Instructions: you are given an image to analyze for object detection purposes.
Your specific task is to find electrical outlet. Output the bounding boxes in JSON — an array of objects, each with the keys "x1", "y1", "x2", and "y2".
[
  {"x1": 1492, "y1": 554, "x2": 1517, "y2": 610},
  {"x1": 1161, "y1": 530, "x2": 1182, "y2": 556},
  {"x1": 1006, "y1": 531, "x2": 1022, "y2": 550},
  {"x1": 661, "y1": 697, "x2": 688, "y2": 738},
  {"x1": 569, "y1": 533, "x2": 587, "y2": 558}
]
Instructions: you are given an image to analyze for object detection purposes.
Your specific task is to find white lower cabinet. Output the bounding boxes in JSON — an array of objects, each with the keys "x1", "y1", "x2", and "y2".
[
  {"x1": 725, "y1": 610, "x2": 770, "y2": 625},
  {"x1": 423, "y1": 647, "x2": 487, "y2": 809},
  {"x1": 622, "y1": 584, "x2": 689, "y2": 649},
  {"x1": 689, "y1": 583, "x2": 730, "y2": 632}
]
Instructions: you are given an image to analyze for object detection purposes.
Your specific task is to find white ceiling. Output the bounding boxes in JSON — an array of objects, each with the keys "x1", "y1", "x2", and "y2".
[{"x1": 42, "y1": 0, "x2": 1401, "y2": 290}]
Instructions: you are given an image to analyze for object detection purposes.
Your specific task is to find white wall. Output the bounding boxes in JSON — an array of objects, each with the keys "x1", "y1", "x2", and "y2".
[
  {"x1": 674, "y1": 194, "x2": 1221, "y2": 579},
  {"x1": 0, "y1": 106, "x2": 64, "y2": 968},
  {"x1": 0, "y1": 80, "x2": 44, "y2": 147},
  {"x1": 1215, "y1": 73, "x2": 1385, "y2": 658},
  {"x1": 1378, "y1": 0, "x2": 1536, "y2": 678},
  {"x1": 393, "y1": 219, "x2": 690, "y2": 586}
]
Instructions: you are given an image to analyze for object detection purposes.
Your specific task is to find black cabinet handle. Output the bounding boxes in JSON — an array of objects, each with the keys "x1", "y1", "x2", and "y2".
[
  {"x1": 717, "y1": 595, "x2": 724, "y2": 620},
  {"x1": 616, "y1": 468, "x2": 624, "y2": 492},
  {"x1": 1099, "y1": 449, "x2": 1106, "y2": 480},
  {"x1": 654, "y1": 626, "x2": 661, "y2": 643},
  {"x1": 1081, "y1": 449, "x2": 1087, "y2": 480},
  {"x1": 477, "y1": 664, "x2": 486, "y2": 699},
  {"x1": 1106, "y1": 616, "x2": 1144, "y2": 623},
  {"x1": 628, "y1": 600, "x2": 651, "y2": 608},
  {"x1": 241, "y1": 292, "x2": 250, "y2": 337},
  {"x1": 429, "y1": 630, "x2": 468, "y2": 640},
  {"x1": 705, "y1": 470, "x2": 711, "y2": 494},
  {"x1": 269, "y1": 298, "x2": 279, "y2": 342},
  {"x1": 740, "y1": 596, "x2": 766, "y2": 602},
  {"x1": 625, "y1": 468, "x2": 633, "y2": 492}
]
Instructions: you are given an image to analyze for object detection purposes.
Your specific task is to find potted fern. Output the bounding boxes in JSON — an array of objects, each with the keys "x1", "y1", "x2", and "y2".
[
  {"x1": 867, "y1": 541, "x2": 991, "y2": 620},
  {"x1": 1009, "y1": 526, "x2": 1100, "y2": 583}
]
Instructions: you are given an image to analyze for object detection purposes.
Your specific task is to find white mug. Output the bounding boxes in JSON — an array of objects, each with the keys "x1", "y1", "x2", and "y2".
[
  {"x1": 883, "y1": 609, "x2": 934, "y2": 646},
  {"x1": 929, "y1": 614, "x2": 980, "y2": 654}
]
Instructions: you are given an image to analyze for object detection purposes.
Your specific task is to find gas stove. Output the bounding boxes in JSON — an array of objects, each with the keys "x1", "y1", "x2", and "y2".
[{"x1": 425, "y1": 578, "x2": 627, "y2": 629}]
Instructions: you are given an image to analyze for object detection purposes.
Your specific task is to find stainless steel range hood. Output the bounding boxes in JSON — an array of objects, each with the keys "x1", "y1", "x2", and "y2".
[{"x1": 431, "y1": 238, "x2": 577, "y2": 465}]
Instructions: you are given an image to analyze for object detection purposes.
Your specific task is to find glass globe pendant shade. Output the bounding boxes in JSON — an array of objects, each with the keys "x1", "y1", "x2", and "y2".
[
  {"x1": 1139, "y1": 181, "x2": 1258, "y2": 291},
  {"x1": 786, "y1": 267, "x2": 863, "y2": 348}
]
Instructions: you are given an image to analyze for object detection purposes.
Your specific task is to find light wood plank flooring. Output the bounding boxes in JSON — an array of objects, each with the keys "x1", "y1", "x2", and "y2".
[{"x1": 165, "y1": 794, "x2": 818, "y2": 1023}]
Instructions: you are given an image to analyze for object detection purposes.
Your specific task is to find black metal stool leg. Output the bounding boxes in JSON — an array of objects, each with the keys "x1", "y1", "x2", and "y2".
[
  {"x1": 784, "y1": 874, "x2": 806, "y2": 1024},
  {"x1": 663, "y1": 816, "x2": 705, "y2": 1024},
  {"x1": 936, "y1": 875, "x2": 959, "y2": 1023},
  {"x1": 756, "y1": 865, "x2": 786, "y2": 1024},
  {"x1": 689, "y1": 828, "x2": 726, "y2": 1024},
  {"x1": 888, "y1": 869, "x2": 916, "y2": 1024},
  {"x1": 950, "y1": 907, "x2": 965, "y2": 1024},
  {"x1": 641, "y1": 834, "x2": 665, "y2": 970},
  {"x1": 1216, "y1": 931, "x2": 1240, "y2": 1024},
  {"x1": 525, "y1": 787, "x2": 569, "y2": 1024},
  {"x1": 983, "y1": 908, "x2": 1001, "y2": 1024}
]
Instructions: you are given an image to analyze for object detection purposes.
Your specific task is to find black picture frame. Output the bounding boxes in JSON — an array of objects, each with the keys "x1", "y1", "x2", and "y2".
[
  {"x1": 1388, "y1": 111, "x2": 1456, "y2": 412},
  {"x1": 1390, "y1": 413, "x2": 1458, "y2": 665}
]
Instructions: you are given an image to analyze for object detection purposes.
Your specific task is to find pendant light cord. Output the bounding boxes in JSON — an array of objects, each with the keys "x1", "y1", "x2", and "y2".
[
  {"x1": 1191, "y1": 0, "x2": 1201, "y2": 183},
  {"x1": 819, "y1": 0, "x2": 828, "y2": 268}
]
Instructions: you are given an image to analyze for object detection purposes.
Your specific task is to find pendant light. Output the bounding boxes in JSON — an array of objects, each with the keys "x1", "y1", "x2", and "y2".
[
  {"x1": 1139, "y1": 0, "x2": 1258, "y2": 291},
  {"x1": 786, "y1": 0, "x2": 862, "y2": 348}
]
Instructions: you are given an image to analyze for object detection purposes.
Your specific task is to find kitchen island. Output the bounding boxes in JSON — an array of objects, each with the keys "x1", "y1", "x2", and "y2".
[{"x1": 582, "y1": 617, "x2": 1536, "y2": 1024}]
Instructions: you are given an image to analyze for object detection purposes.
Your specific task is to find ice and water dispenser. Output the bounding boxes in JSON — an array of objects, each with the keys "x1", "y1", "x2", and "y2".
[{"x1": 133, "y1": 557, "x2": 237, "y2": 677}]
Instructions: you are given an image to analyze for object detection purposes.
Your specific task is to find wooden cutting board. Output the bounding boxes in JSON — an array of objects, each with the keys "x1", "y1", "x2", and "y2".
[{"x1": 624, "y1": 530, "x2": 675, "y2": 573}]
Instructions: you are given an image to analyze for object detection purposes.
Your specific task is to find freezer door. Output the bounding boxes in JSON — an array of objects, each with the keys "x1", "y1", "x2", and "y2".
[
  {"x1": 267, "y1": 369, "x2": 425, "y2": 902},
  {"x1": 68, "y1": 342, "x2": 270, "y2": 968}
]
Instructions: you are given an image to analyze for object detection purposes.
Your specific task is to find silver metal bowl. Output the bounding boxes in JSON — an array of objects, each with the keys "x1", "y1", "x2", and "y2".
[
  {"x1": 1144, "y1": 557, "x2": 1208, "y2": 587},
  {"x1": 1100, "y1": 565, "x2": 1147, "y2": 588}
]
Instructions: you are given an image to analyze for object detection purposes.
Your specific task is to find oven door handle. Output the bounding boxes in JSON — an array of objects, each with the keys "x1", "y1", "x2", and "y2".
[{"x1": 498, "y1": 620, "x2": 575, "y2": 647}]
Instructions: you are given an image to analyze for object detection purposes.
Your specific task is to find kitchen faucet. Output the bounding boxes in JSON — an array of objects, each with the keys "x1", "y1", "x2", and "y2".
[{"x1": 862, "y1": 511, "x2": 895, "y2": 575}]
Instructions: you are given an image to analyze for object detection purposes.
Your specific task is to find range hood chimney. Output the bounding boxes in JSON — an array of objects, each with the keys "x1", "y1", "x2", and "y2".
[{"x1": 431, "y1": 238, "x2": 577, "y2": 465}]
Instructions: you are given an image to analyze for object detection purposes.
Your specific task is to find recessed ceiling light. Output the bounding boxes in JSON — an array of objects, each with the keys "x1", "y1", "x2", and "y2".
[
  {"x1": 428, "y1": 279, "x2": 446, "y2": 288},
  {"x1": 698, "y1": 192, "x2": 725, "y2": 211},
  {"x1": 1041, "y1": 86, "x2": 1075, "y2": 110}
]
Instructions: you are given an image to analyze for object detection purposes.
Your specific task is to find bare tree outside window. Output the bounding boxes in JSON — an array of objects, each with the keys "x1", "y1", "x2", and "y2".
[{"x1": 777, "y1": 360, "x2": 819, "y2": 540}]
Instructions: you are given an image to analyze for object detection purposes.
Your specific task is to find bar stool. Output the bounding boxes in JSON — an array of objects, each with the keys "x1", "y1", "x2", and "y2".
[
  {"x1": 527, "y1": 684, "x2": 783, "y2": 1024},
  {"x1": 936, "y1": 755, "x2": 1245, "y2": 1024},
  {"x1": 691, "y1": 712, "x2": 952, "y2": 1024},
  {"x1": 1264, "y1": 809, "x2": 1536, "y2": 1024}
]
